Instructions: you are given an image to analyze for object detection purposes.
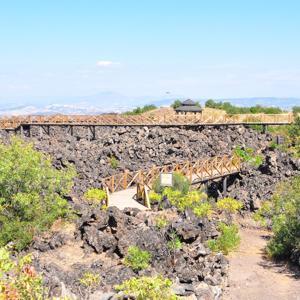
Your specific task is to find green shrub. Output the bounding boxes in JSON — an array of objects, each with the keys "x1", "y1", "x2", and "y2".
[
  {"x1": 264, "y1": 177, "x2": 300, "y2": 261},
  {"x1": 0, "y1": 247, "x2": 45, "y2": 299},
  {"x1": 149, "y1": 191, "x2": 161, "y2": 203},
  {"x1": 110, "y1": 156, "x2": 119, "y2": 169},
  {"x1": 253, "y1": 201, "x2": 273, "y2": 227},
  {"x1": 153, "y1": 172, "x2": 190, "y2": 194},
  {"x1": 207, "y1": 223, "x2": 240, "y2": 255},
  {"x1": 154, "y1": 215, "x2": 169, "y2": 229},
  {"x1": 124, "y1": 105, "x2": 157, "y2": 115},
  {"x1": 234, "y1": 146, "x2": 263, "y2": 167},
  {"x1": 0, "y1": 138, "x2": 76, "y2": 251},
  {"x1": 79, "y1": 272, "x2": 100, "y2": 288},
  {"x1": 84, "y1": 188, "x2": 107, "y2": 207},
  {"x1": 162, "y1": 188, "x2": 209, "y2": 216},
  {"x1": 124, "y1": 246, "x2": 151, "y2": 271},
  {"x1": 167, "y1": 232, "x2": 182, "y2": 252},
  {"x1": 205, "y1": 100, "x2": 283, "y2": 114},
  {"x1": 171, "y1": 100, "x2": 182, "y2": 109},
  {"x1": 193, "y1": 202, "x2": 213, "y2": 218},
  {"x1": 115, "y1": 275, "x2": 177, "y2": 300},
  {"x1": 216, "y1": 197, "x2": 243, "y2": 214}
]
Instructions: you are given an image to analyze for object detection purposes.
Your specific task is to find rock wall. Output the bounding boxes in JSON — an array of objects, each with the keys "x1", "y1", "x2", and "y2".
[
  {"x1": 33, "y1": 206, "x2": 229, "y2": 299},
  {"x1": 0, "y1": 125, "x2": 272, "y2": 195}
]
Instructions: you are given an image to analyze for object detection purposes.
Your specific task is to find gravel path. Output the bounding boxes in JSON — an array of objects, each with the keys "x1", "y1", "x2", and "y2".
[{"x1": 224, "y1": 228, "x2": 300, "y2": 300}]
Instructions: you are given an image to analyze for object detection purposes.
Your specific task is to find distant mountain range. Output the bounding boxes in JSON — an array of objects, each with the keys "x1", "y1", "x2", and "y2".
[{"x1": 0, "y1": 93, "x2": 299, "y2": 116}]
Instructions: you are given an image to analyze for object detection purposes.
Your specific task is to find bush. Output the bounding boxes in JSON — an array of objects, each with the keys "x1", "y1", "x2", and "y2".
[
  {"x1": 0, "y1": 138, "x2": 76, "y2": 251},
  {"x1": 0, "y1": 247, "x2": 45, "y2": 299},
  {"x1": 193, "y1": 202, "x2": 213, "y2": 218},
  {"x1": 167, "y1": 232, "x2": 182, "y2": 252},
  {"x1": 79, "y1": 272, "x2": 100, "y2": 288},
  {"x1": 234, "y1": 146, "x2": 263, "y2": 167},
  {"x1": 153, "y1": 172, "x2": 190, "y2": 194},
  {"x1": 149, "y1": 191, "x2": 161, "y2": 203},
  {"x1": 84, "y1": 188, "x2": 107, "y2": 207},
  {"x1": 216, "y1": 197, "x2": 243, "y2": 214},
  {"x1": 171, "y1": 100, "x2": 182, "y2": 109},
  {"x1": 124, "y1": 105, "x2": 157, "y2": 115},
  {"x1": 253, "y1": 201, "x2": 273, "y2": 227},
  {"x1": 110, "y1": 156, "x2": 119, "y2": 169},
  {"x1": 115, "y1": 275, "x2": 177, "y2": 300},
  {"x1": 263, "y1": 177, "x2": 300, "y2": 262},
  {"x1": 162, "y1": 188, "x2": 209, "y2": 215},
  {"x1": 205, "y1": 100, "x2": 283, "y2": 114},
  {"x1": 154, "y1": 215, "x2": 169, "y2": 230},
  {"x1": 207, "y1": 223, "x2": 240, "y2": 255},
  {"x1": 124, "y1": 246, "x2": 151, "y2": 271}
]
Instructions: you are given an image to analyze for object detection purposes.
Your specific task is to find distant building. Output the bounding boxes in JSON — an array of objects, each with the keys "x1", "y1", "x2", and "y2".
[{"x1": 174, "y1": 99, "x2": 202, "y2": 114}]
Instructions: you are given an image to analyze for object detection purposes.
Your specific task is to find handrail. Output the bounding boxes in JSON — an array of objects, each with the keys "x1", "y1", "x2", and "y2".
[
  {"x1": 0, "y1": 113, "x2": 294, "y2": 129},
  {"x1": 101, "y1": 155, "x2": 241, "y2": 193}
]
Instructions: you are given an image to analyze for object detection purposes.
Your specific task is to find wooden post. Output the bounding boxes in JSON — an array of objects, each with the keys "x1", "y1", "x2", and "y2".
[
  {"x1": 105, "y1": 186, "x2": 110, "y2": 206},
  {"x1": 111, "y1": 176, "x2": 115, "y2": 193},
  {"x1": 123, "y1": 170, "x2": 128, "y2": 189},
  {"x1": 144, "y1": 186, "x2": 151, "y2": 209},
  {"x1": 223, "y1": 177, "x2": 228, "y2": 197}
]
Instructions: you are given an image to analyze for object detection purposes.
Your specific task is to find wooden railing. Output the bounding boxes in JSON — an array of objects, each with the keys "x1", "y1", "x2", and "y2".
[
  {"x1": 101, "y1": 155, "x2": 241, "y2": 193},
  {"x1": 0, "y1": 113, "x2": 294, "y2": 129}
]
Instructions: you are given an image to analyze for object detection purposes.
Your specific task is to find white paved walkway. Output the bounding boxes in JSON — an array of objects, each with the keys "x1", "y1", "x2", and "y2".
[{"x1": 108, "y1": 187, "x2": 148, "y2": 210}]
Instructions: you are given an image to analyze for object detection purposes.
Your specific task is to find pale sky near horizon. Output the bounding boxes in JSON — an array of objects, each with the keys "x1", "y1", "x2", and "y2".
[{"x1": 1, "y1": 0, "x2": 300, "y2": 102}]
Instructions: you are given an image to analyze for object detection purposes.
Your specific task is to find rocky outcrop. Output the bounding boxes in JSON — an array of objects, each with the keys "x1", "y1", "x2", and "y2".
[
  {"x1": 0, "y1": 125, "x2": 272, "y2": 195},
  {"x1": 33, "y1": 207, "x2": 229, "y2": 299},
  {"x1": 225, "y1": 149, "x2": 300, "y2": 210}
]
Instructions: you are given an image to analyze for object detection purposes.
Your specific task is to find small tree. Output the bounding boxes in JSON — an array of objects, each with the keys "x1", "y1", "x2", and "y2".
[
  {"x1": 171, "y1": 100, "x2": 182, "y2": 109},
  {"x1": 0, "y1": 247, "x2": 45, "y2": 299},
  {"x1": 0, "y1": 138, "x2": 76, "y2": 250}
]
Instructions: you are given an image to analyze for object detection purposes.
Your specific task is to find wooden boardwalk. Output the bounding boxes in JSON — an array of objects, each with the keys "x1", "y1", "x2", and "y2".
[
  {"x1": 0, "y1": 113, "x2": 294, "y2": 130},
  {"x1": 105, "y1": 155, "x2": 241, "y2": 210}
]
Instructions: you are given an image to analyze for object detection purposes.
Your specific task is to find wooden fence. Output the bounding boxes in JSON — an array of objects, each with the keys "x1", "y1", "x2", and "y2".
[
  {"x1": 101, "y1": 155, "x2": 241, "y2": 193},
  {"x1": 0, "y1": 113, "x2": 294, "y2": 129}
]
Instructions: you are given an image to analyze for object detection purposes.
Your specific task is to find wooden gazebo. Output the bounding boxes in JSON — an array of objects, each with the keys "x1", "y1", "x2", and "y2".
[{"x1": 175, "y1": 99, "x2": 202, "y2": 115}]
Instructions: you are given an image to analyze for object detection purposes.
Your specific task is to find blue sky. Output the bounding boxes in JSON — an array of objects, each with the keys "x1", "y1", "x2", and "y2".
[{"x1": 1, "y1": 0, "x2": 300, "y2": 103}]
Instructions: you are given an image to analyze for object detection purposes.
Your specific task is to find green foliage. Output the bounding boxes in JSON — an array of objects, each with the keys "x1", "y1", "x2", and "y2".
[
  {"x1": 207, "y1": 223, "x2": 240, "y2": 255},
  {"x1": 292, "y1": 106, "x2": 300, "y2": 116},
  {"x1": 262, "y1": 177, "x2": 300, "y2": 261},
  {"x1": 205, "y1": 99, "x2": 283, "y2": 114},
  {"x1": 171, "y1": 100, "x2": 182, "y2": 109},
  {"x1": 124, "y1": 246, "x2": 151, "y2": 271},
  {"x1": 110, "y1": 156, "x2": 119, "y2": 169},
  {"x1": 154, "y1": 215, "x2": 169, "y2": 230},
  {"x1": 153, "y1": 172, "x2": 190, "y2": 194},
  {"x1": 79, "y1": 272, "x2": 100, "y2": 288},
  {"x1": 167, "y1": 232, "x2": 182, "y2": 251},
  {"x1": 268, "y1": 117, "x2": 300, "y2": 158},
  {"x1": 193, "y1": 202, "x2": 213, "y2": 218},
  {"x1": 0, "y1": 138, "x2": 76, "y2": 251},
  {"x1": 0, "y1": 247, "x2": 45, "y2": 299},
  {"x1": 216, "y1": 197, "x2": 243, "y2": 214},
  {"x1": 234, "y1": 146, "x2": 263, "y2": 167},
  {"x1": 115, "y1": 275, "x2": 177, "y2": 300},
  {"x1": 124, "y1": 105, "x2": 157, "y2": 115},
  {"x1": 149, "y1": 191, "x2": 161, "y2": 203},
  {"x1": 253, "y1": 201, "x2": 273, "y2": 227},
  {"x1": 84, "y1": 188, "x2": 107, "y2": 207}
]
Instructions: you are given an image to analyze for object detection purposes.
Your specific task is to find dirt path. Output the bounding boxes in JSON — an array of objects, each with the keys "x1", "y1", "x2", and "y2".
[{"x1": 224, "y1": 228, "x2": 300, "y2": 300}]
